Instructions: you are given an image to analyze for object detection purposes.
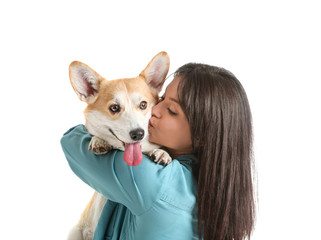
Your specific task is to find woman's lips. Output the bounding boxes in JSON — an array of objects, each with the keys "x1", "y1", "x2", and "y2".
[{"x1": 148, "y1": 120, "x2": 153, "y2": 129}]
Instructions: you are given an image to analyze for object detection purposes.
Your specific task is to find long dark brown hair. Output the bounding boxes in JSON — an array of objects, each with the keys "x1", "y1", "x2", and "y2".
[{"x1": 175, "y1": 63, "x2": 256, "y2": 240}]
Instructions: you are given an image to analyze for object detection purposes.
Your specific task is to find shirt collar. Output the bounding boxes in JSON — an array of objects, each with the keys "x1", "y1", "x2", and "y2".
[{"x1": 175, "y1": 154, "x2": 198, "y2": 166}]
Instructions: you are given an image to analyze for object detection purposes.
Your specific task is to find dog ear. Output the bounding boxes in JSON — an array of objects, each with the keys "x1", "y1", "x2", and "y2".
[
  {"x1": 69, "y1": 61, "x2": 102, "y2": 104},
  {"x1": 139, "y1": 51, "x2": 170, "y2": 93}
]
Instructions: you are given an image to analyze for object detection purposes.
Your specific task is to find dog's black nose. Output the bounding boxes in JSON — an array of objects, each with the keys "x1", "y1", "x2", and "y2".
[{"x1": 130, "y1": 128, "x2": 144, "y2": 141}]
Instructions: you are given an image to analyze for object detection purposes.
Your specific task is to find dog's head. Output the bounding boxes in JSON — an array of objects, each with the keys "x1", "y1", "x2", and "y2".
[{"x1": 69, "y1": 52, "x2": 170, "y2": 163}]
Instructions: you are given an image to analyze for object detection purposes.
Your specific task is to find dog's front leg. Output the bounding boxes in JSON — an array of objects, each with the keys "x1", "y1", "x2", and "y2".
[
  {"x1": 89, "y1": 136, "x2": 113, "y2": 155},
  {"x1": 148, "y1": 149, "x2": 172, "y2": 166}
]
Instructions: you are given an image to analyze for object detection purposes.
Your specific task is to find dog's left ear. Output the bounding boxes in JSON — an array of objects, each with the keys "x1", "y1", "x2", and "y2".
[{"x1": 139, "y1": 51, "x2": 170, "y2": 93}]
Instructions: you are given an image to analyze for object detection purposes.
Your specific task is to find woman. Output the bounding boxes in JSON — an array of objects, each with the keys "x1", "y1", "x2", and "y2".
[{"x1": 61, "y1": 63, "x2": 256, "y2": 240}]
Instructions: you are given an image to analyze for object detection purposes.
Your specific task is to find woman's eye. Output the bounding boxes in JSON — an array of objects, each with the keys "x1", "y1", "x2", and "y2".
[
  {"x1": 139, "y1": 101, "x2": 147, "y2": 110},
  {"x1": 109, "y1": 104, "x2": 121, "y2": 113},
  {"x1": 167, "y1": 108, "x2": 177, "y2": 115}
]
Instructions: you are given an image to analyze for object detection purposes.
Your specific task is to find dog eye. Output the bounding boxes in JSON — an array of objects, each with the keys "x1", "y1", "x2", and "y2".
[
  {"x1": 109, "y1": 104, "x2": 121, "y2": 113},
  {"x1": 139, "y1": 101, "x2": 147, "y2": 110}
]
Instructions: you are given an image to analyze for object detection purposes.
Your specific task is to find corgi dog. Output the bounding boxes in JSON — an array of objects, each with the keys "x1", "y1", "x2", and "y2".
[{"x1": 67, "y1": 52, "x2": 172, "y2": 240}]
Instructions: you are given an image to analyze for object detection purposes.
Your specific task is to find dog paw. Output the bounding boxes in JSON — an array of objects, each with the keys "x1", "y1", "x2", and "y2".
[
  {"x1": 89, "y1": 136, "x2": 113, "y2": 155},
  {"x1": 149, "y1": 149, "x2": 172, "y2": 166}
]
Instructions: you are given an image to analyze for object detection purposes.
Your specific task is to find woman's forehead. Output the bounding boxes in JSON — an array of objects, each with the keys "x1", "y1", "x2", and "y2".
[{"x1": 165, "y1": 76, "x2": 180, "y2": 96}]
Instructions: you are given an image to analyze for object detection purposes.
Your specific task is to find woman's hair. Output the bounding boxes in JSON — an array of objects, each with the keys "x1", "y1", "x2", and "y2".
[{"x1": 175, "y1": 63, "x2": 256, "y2": 240}]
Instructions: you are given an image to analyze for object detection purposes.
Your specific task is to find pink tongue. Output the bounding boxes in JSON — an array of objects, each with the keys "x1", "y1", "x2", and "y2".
[{"x1": 123, "y1": 142, "x2": 143, "y2": 166}]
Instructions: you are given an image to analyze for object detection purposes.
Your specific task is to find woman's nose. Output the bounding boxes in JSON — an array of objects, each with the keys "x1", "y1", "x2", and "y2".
[{"x1": 151, "y1": 102, "x2": 161, "y2": 118}]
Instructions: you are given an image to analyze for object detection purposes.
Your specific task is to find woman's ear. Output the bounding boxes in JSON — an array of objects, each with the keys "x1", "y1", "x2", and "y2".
[{"x1": 139, "y1": 51, "x2": 170, "y2": 93}]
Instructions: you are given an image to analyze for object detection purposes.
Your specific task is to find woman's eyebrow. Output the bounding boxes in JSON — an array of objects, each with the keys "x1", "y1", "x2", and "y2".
[{"x1": 169, "y1": 97, "x2": 179, "y2": 104}]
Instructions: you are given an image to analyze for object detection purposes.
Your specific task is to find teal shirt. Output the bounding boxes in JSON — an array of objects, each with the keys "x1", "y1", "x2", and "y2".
[{"x1": 60, "y1": 125, "x2": 199, "y2": 240}]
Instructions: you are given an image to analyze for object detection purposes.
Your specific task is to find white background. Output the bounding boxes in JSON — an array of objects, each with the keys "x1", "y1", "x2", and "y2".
[{"x1": 0, "y1": 0, "x2": 320, "y2": 239}]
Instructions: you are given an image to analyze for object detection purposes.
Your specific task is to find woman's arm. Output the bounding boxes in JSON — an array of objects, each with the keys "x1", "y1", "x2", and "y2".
[{"x1": 60, "y1": 124, "x2": 173, "y2": 215}]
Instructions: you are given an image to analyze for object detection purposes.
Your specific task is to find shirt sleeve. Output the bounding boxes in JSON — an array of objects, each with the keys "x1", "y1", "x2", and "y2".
[{"x1": 60, "y1": 124, "x2": 173, "y2": 215}]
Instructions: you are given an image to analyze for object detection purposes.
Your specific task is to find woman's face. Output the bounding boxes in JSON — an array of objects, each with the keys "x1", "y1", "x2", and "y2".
[{"x1": 148, "y1": 76, "x2": 193, "y2": 158}]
